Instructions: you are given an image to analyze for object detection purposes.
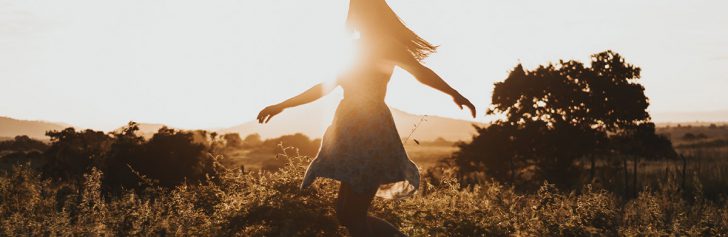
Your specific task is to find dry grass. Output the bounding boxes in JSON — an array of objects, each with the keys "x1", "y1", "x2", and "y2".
[{"x1": 2, "y1": 149, "x2": 727, "y2": 236}]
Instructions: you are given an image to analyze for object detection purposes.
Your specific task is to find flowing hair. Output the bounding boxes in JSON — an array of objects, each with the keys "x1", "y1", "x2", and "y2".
[{"x1": 346, "y1": 0, "x2": 437, "y2": 61}]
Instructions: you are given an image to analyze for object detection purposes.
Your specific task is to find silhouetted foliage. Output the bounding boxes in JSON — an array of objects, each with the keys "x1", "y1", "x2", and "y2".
[
  {"x1": 451, "y1": 51, "x2": 676, "y2": 190},
  {"x1": 43, "y1": 128, "x2": 112, "y2": 180},
  {"x1": 132, "y1": 126, "x2": 212, "y2": 187},
  {"x1": 223, "y1": 133, "x2": 244, "y2": 148},
  {"x1": 242, "y1": 133, "x2": 263, "y2": 148},
  {"x1": 103, "y1": 123, "x2": 146, "y2": 190},
  {"x1": 612, "y1": 123, "x2": 677, "y2": 160},
  {"x1": 3, "y1": 153, "x2": 727, "y2": 236},
  {"x1": 682, "y1": 132, "x2": 710, "y2": 141},
  {"x1": 264, "y1": 133, "x2": 321, "y2": 157},
  {"x1": 104, "y1": 123, "x2": 218, "y2": 190},
  {"x1": 38, "y1": 122, "x2": 218, "y2": 191},
  {"x1": 243, "y1": 133, "x2": 321, "y2": 171},
  {"x1": 12, "y1": 122, "x2": 323, "y2": 192},
  {"x1": 683, "y1": 133, "x2": 697, "y2": 140},
  {"x1": 0, "y1": 136, "x2": 49, "y2": 170},
  {"x1": 0, "y1": 135, "x2": 48, "y2": 152}
]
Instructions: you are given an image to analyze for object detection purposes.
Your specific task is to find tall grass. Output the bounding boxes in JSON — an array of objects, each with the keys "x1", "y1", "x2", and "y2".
[{"x1": 1, "y1": 150, "x2": 727, "y2": 236}]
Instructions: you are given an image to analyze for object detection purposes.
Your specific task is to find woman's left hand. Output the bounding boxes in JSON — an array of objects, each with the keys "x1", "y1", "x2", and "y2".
[
  {"x1": 453, "y1": 94, "x2": 476, "y2": 118},
  {"x1": 257, "y1": 104, "x2": 284, "y2": 124}
]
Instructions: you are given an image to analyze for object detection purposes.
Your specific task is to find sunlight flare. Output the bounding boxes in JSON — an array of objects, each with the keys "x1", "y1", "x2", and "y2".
[{"x1": 330, "y1": 32, "x2": 361, "y2": 75}]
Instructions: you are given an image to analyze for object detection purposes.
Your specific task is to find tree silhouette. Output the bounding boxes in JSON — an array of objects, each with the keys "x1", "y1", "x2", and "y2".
[
  {"x1": 44, "y1": 128, "x2": 112, "y2": 180},
  {"x1": 223, "y1": 133, "x2": 244, "y2": 148},
  {"x1": 453, "y1": 51, "x2": 675, "y2": 190},
  {"x1": 40, "y1": 122, "x2": 219, "y2": 191},
  {"x1": 103, "y1": 122, "x2": 146, "y2": 191},
  {"x1": 242, "y1": 133, "x2": 263, "y2": 148},
  {"x1": 131, "y1": 126, "x2": 210, "y2": 187},
  {"x1": 611, "y1": 123, "x2": 676, "y2": 196},
  {"x1": 489, "y1": 51, "x2": 648, "y2": 131},
  {"x1": 0, "y1": 135, "x2": 48, "y2": 152}
]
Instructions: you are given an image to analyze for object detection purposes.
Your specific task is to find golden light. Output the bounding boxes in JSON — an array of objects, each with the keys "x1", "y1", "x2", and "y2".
[
  {"x1": 1, "y1": 0, "x2": 726, "y2": 130},
  {"x1": 320, "y1": 31, "x2": 359, "y2": 95},
  {"x1": 331, "y1": 31, "x2": 361, "y2": 76}
]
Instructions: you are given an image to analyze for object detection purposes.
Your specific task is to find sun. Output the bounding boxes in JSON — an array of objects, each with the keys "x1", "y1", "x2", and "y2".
[
  {"x1": 316, "y1": 30, "x2": 361, "y2": 95},
  {"x1": 329, "y1": 31, "x2": 361, "y2": 75}
]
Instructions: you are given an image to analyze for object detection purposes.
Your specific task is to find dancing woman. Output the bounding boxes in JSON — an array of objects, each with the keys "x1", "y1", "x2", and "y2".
[{"x1": 257, "y1": 0, "x2": 476, "y2": 235}]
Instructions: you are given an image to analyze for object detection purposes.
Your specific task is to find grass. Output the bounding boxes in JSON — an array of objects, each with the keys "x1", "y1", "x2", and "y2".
[
  {"x1": 218, "y1": 142, "x2": 456, "y2": 171},
  {"x1": 2, "y1": 149, "x2": 727, "y2": 236},
  {"x1": 403, "y1": 144, "x2": 458, "y2": 170}
]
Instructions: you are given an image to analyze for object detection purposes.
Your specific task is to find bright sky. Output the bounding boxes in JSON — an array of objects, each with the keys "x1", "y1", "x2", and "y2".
[{"x1": 1, "y1": 0, "x2": 727, "y2": 130}]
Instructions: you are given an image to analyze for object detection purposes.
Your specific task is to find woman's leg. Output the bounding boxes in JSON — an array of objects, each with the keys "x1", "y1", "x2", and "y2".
[
  {"x1": 335, "y1": 183, "x2": 406, "y2": 237},
  {"x1": 367, "y1": 215, "x2": 406, "y2": 237},
  {"x1": 335, "y1": 183, "x2": 372, "y2": 236}
]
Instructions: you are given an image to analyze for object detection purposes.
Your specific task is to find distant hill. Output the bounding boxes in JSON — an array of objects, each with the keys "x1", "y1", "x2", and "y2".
[
  {"x1": 0, "y1": 116, "x2": 174, "y2": 141},
  {"x1": 218, "y1": 106, "x2": 482, "y2": 142},
  {"x1": 6, "y1": 109, "x2": 724, "y2": 143},
  {"x1": 0, "y1": 117, "x2": 70, "y2": 140},
  {"x1": 652, "y1": 110, "x2": 728, "y2": 124}
]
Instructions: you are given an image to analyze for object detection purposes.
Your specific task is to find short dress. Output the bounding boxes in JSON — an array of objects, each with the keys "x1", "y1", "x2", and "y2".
[{"x1": 300, "y1": 62, "x2": 420, "y2": 199}]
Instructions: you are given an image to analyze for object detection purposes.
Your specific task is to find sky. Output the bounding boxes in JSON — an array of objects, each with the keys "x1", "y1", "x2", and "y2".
[{"x1": 1, "y1": 0, "x2": 727, "y2": 130}]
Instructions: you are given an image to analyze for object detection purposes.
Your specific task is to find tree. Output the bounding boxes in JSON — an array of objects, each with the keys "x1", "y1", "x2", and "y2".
[
  {"x1": 0, "y1": 135, "x2": 48, "y2": 152},
  {"x1": 611, "y1": 123, "x2": 676, "y2": 196},
  {"x1": 223, "y1": 133, "x2": 244, "y2": 148},
  {"x1": 43, "y1": 128, "x2": 112, "y2": 180},
  {"x1": 42, "y1": 122, "x2": 220, "y2": 192},
  {"x1": 130, "y1": 126, "x2": 212, "y2": 187},
  {"x1": 243, "y1": 133, "x2": 263, "y2": 148},
  {"x1": 103, "y1": 122, "x2": 146, "y2": 191},
  {"x1": 682, "y1": 133, "x2": 697, "y2": 141},
  {"x1": 105, "y1": 123, "x2": 219, "y2": 190},
  {"x1": 453, "y1": 51, "x2": 675, "y2": 190}
]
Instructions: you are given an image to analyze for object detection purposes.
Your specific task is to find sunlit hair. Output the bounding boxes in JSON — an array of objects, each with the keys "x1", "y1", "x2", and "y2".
[{"x1": 346, "y1": 0, "x2": 437, "y2": 61}]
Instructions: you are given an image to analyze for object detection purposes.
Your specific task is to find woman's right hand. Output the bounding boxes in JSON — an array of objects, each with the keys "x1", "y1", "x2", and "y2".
[{"x1": 257, "y1": 104, "x2": 284, "y2": 124}]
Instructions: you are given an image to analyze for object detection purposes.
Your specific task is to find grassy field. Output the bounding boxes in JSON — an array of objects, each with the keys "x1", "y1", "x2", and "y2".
[
  {"x1": 404, "y1": 144, "x2": 458, "y2": 170},
  {"x1": 2, "y1": 152, "x2": 727, "y2": 236},
  {"x1": 219, "y1": 142, "x2": 457, "y2": 171},
  {"x1": 2, "y1": 126, "x2": 727, "y2": 235},
  {"x1": 573, "y1": 151, "x2": 728, "y2": 201}
]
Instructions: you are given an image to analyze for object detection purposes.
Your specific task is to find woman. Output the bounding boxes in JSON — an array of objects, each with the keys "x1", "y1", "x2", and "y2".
[{"x1": 257, "y1": 0, "x2": 476, "y2": 235}]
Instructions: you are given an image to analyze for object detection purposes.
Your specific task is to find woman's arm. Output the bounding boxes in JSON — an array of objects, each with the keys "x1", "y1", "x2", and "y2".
[
  {"x1": 396, "y1": 55, "x2": 477, "y2": 118},
  {"x1": 257, "y1": 81, "x2": 339, "y2": 123}
]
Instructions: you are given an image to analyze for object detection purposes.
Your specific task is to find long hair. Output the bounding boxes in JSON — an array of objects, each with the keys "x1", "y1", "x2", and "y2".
[{"x1": 346, "y1": 0, "x2": 437, "y2": 61}]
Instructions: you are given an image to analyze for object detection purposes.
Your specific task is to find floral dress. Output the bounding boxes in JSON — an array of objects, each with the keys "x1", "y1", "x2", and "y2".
[{"x1": 300, "y1": 58, "x2": 420, "y2": 199}]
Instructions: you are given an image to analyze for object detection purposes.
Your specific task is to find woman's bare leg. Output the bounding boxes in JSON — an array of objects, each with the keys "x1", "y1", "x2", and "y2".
[
  {"x1": 335, "y1": 183, "x2": 371, "y2": 236},
  {"x1": 335, "y1": 183, "x2": 406, "y2": 237},
  {"x1": 367, "y1": 215, "x2": 406, "y2": 236}
]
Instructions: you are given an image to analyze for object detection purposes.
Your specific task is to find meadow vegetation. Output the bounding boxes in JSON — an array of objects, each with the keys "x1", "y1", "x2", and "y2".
[{"x1": 2, "y1": 145, "x2": 727, "y2": 236}]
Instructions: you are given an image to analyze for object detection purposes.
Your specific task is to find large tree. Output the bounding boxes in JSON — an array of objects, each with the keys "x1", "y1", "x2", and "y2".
[{"x1": 453, "y1": 51, "x2": 675, "y2": 190}]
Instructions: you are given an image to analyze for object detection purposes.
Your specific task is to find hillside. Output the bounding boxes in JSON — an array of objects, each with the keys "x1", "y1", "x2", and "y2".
[
  {"x1": 218, "y1": 106, "x2": 482, "y2": 142},
  {"x1": 652, "y1": 110, "x2": 728, "y2": 124},
  {"x1": 0, "y1": 117, "x2": 70, "y2": 140}
]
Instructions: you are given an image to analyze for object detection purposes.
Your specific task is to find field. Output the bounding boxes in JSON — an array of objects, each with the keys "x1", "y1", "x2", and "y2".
[
  {"x1": 2, "y1": 153, "x2": 727, "y2": 236},
  {"x1": 218, "y1": 140, "x2": 457, "y2": 171},
  {"x1": 1, "y1": 126, "x2": 728, "y2": 236},
  {"x1": 405, "y1": 144, "x2": 459, "y2": 170}
]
